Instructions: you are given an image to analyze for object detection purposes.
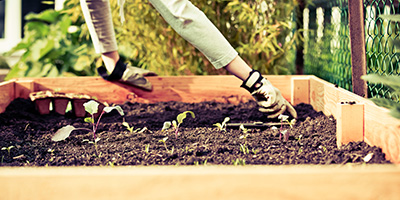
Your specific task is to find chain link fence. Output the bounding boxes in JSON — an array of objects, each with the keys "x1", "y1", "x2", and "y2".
[{"x1": 303, "y1": 0, "x2": 400, "y2": 100}]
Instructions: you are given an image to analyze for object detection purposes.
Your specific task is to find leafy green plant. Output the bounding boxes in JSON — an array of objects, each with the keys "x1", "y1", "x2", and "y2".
[
  {"x1": 162, "y1": 111, "x2": 195, "y2": 138},
  {"x1": 362, "y1": 74, "x2": 400, "y2": 119},
  {"x1": 52, "y1": 100, "x2": 124, "y2": 141},
  {"x1": 213, "y1": 117, "x2": 230, "y2": 132},
  {"x1": 5, "y1": 5, "x2": 100, "y2": 80}
]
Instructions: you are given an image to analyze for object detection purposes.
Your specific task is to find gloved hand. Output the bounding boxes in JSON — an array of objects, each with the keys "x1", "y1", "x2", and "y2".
[
  {"x1": 241, "y1": 70, "x2": 297, "y2": 119},
  {"x1": 97, "y1": 58, "x2": 157, "y2": 91}
]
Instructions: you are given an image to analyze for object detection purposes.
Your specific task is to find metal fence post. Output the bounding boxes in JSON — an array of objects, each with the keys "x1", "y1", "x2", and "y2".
[{"x1": 348, "y1": 0, "x2": 368, "y2": 97}]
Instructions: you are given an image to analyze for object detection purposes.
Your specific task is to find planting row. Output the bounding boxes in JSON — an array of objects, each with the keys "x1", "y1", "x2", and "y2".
[{"x1": 29, "y1": 91, "x2": 103, "y2": 117}]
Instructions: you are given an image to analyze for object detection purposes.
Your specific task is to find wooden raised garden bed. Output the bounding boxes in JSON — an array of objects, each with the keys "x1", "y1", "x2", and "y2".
[{"x1": 0, "y1": 75, "x2": 400, "y2": 199}]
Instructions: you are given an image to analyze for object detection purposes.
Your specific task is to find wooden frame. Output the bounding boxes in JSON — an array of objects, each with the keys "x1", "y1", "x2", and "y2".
[{"x1": 1, "y1": 75, "x2": 399, "y2": 199}]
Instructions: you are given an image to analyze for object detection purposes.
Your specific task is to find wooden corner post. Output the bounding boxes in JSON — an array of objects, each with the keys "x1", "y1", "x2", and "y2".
[{"x1": 336, "y1": 101, "x2": 364, "y2": 148}]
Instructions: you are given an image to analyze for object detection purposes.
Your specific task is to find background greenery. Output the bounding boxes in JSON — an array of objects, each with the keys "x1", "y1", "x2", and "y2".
[{"x1": 5, "y1": 0, "x2": 303, "y2": 80}]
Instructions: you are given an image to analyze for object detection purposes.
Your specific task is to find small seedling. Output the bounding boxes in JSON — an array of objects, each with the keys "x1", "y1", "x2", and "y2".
[
  {"x1": 83, "y1": 137, "x2": 101, "y2": 156},
  {"x1": 52, "y1": 100, "x2": 124, "y2": 142},
  {"x1": 213, "y1": 117, "x2": 230, "y2": 132},
  {"x1": 239, "y1": 144, "x2": 249, "y2": 155},
  {"x1": 239, "y1": 124, "x2": 250, "y2": 139},
  {"x1": 1, "y1": 146, "x2": 14, "y2": 157},
  {"x1": 159, "y1": 136, "x2": 170, "y2": 153},
  {"x1": 278, "y1": 114, "x2": 295, "y2": 141},
  {"x1": 122, "y1": 121, "x2": 135, "y2": 134},
  {"x1": 162, "y1": 111, "x2": 195, "y2": 138},
  {"x1": 144, "y1": 144, "x2": 150, "y2": 154},
  {"x1": 232, "y1": 158, "x2": 246, "y2": 166}
]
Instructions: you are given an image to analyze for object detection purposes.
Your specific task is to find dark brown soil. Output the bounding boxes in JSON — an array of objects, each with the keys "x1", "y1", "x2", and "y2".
[{"x1": 0, "y1": 98, "x2": 391, "y2": 166}]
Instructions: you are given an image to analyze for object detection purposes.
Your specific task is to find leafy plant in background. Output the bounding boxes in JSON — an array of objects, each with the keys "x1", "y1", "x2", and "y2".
[
  {"x1": 362, "y1": 74, "x2": 400, "y2": 119},
  {"x1": 360, "y1": 14, "x2": 400, "y2": 120},
  {"x1": 5, "y1": 5, "x2": 99, "y2": 80},
  {"x1": 117, "y1": 0, "x2": 304, "y2": 75}
]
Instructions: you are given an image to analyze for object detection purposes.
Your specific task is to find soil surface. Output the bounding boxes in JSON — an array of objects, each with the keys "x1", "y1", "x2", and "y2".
[{"x1": 0, "y1": 98, "x2": 391, "y2": 166}]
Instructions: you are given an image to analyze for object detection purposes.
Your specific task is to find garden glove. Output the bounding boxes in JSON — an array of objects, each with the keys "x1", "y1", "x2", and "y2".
[
  {"x1": 241, "y1": 70, "x2": 297, "y2": 119},
  {"x1": 97, "y1": 58, "x2": 157, "y2": 91}
]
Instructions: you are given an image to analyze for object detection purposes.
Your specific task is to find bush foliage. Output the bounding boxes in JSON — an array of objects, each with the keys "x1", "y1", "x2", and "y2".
[{"x1": 6, "y1": 0, "x2": 302, "y2": 79}]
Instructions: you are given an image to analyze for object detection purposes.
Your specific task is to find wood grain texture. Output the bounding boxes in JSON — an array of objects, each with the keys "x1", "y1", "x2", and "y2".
[
  {"x1": 291, "y1": 77, "x2": 310, "y2": 105},
  {"x1": 336, "y1": 103, "x2": 364, "y2": 148},
  {"x1": 1, "y1": 165, "x2": 400, "y2": 200}
]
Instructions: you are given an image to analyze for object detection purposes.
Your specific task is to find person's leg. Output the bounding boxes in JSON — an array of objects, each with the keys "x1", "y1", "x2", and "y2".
[
  {"x1": 80, "y1": 0, "x2": 119, "y2": 73},
  {"x1": 148, "y1": 0, "x2": 252, "y2": 80}
]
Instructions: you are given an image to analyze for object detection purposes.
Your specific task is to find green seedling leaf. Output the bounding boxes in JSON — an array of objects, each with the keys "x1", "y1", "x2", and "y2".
[
  {"x1": 104, "y1": 105, "x2": 124, "y2": 116},
  {"x1": 214, "y1": 117, "x2": 230, "y2": 131},
  {"x1": 122, "y1": 122, "x2": 130, "y2": 128},
  {"x1": 84, "y1": 100, "x2": 99, "y2": 115},
  {"x1": 84, "y1": 117, "x2": 94, "y2": 124},
  {"x1": 176, "y1": 111, "x2": 195, "y2": 124},
  {"x1": 162, "y1": 121, "x2": 172, "y2": 131},
  {"x1": 278, "y1": 114, "x2": 289, "y2": 121},
  {"x1": 159, "y1": 136, "x2": 168, "y2": 143},
  {"x1": 52, "y1": 125, "x2": 77, "y2": 141}
]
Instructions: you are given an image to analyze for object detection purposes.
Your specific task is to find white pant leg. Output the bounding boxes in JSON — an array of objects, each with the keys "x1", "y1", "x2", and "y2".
[
  {"x1": 80, "y1": 0, "x2": 118, "y2": 53},
  {"x1": 149, "y1": 0, "x2": 238, "y2": 69}
]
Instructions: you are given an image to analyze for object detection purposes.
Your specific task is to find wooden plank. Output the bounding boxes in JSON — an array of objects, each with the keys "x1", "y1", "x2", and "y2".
[
  {"x1": 309, "y1": 77, "x2": 338, "y2": 117},
  {"x1": 11, "y1": 76, "x2": 254, "y2": 104},
  {"x1": 336, "y1": 102, "x2": 364, "y2": 148},
  {"x1": 9, "y1": 75, "x2": 299, "y2": 105},
  {"x1": 362, "y1": 101, "x2": 400, "y2": 164},
  {"x1": 291, "y1": 77, "x2": 310, "y2": 105},
  {"x1": 0, "y1": 80, "x2": 15, "y2": 113},
  {"x1": 1, "y1": 165, "x2": 400, "y2": 200}
]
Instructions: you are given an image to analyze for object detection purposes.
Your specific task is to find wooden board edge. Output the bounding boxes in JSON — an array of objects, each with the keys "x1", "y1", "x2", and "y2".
[{"x1": 1, "y1": 165, "x2": 399, "y2": 200}]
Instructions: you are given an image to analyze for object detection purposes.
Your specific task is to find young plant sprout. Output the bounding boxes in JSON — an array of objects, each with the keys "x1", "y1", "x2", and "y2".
[
  {"x1": 1, "y1": 146, "x2": 14, "y2": 157},
  {"x1": 278, "y1": 114, "x2": 296, "y2": 141},
  {"x1": 162, "y1": 111, "x2": 195, "y2": 138},
  {"x1": 52, "y1": 100, "x2": 124, "y2": 142},
  {"x1": 239, "y1": 124, "x2": 250, "y2": 139},
  {"x1": 158, "y1": 137, "x2": 174, "y2": 154},
  {"x1": 213, "y1": 117, "x2": 230, "y2": 132},
  {"x1": 122, "y1": 121, "x2": 135, "y2": 133}
]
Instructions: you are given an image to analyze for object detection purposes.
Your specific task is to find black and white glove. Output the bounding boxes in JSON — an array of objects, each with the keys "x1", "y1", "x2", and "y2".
[
  {"x1": 97, "y1": 58, "x2": 157, "y2": 91},
  {"x1": 241, "y1": 70, "x2": 297, "y2": 119}
]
